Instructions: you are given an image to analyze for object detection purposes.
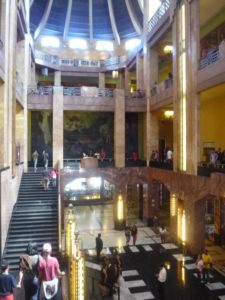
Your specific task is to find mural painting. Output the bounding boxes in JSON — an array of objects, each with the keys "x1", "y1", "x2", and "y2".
[
  {"x1": 31, "y1": 111, "x2": 53, "y2": 161},
  {"x1": 64, "y1": 111, "x2": 114, "y2": 158}
]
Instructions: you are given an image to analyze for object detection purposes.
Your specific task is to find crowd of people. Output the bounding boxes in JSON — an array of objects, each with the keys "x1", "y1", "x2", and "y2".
[
  {"x1": 195, "y1": 249, "x2": 213, "y2": 284},
  {"x1": 0, "y1": 242, "x2": 65, "y2": 300}
]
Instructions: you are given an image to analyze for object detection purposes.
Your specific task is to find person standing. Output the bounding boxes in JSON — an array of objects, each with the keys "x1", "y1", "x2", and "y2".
[
  {"x1": 96, "y1": 233, "x2": 103, "y2": 262},
  {"x1": 32, "y1": 150, "x2": 39, "y2": 172},
  {"x1": 38, "y1": 243, "x2": 65, "y2": 300},
  {"x1": 17, "y1": 242, "x2": 39, "y2": 300},
  {"x1": 42, "y1": 169, "x2": 49, "y2": 190},
  {"x1": 156, "y1": 264, "x2": 167, "y2": 300},
  {"x1": 131, "y1": 224, "x2": 138, "y2": 246},
  {"x1": 50, "y1": 169, "x2": 57, "y2": 187},
  {"x1": 159, "y1": 225, "x2": 167, "y2": 244},
  {"x1": 124, "y1": 226, "x2": 131, "y2": 246},
  {"x1": 42, "y1": 150, "x2": 49, "y2": 170},
  {"x1": 0, "y1": 260, "x2": 16, "y2": 300},
  {"x1": 202, "y1": 249, "x2": 213, "y2": 283}
]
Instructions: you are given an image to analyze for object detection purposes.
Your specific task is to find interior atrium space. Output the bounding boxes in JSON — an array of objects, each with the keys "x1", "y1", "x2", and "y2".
[{"x1": 1, "y1": 0, "x2": 225, "y2": 299}]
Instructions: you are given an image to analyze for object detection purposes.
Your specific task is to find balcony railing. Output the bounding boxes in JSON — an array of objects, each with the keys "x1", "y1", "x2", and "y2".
[
  {"x1": 35, "y1": 50, "x2": 126, "y2": 70},
  {"x1": 28, "y1": 86, "x2": 53, "y2": 95},
  {"x1": 198, "y1": 162, "x2": 225, "y2": 177},
  {"x1": 63, "y1": 86, "x2": 114, "y2": 97},
  {"x1": 199, "y1": 47, "x2": 219, "y2": 69},
  {"x1": 151, "y1": 78, "x2": 173, "y2": 96},
  {"x1": 147, "y1": 0, "x2": 170, "y2": 33},
  {"x1": 126, "y1": 89, "x2": 146, "y2": 99}
]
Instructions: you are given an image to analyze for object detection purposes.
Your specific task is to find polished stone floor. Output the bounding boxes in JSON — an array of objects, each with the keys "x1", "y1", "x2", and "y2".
[{"x1": 76, "y1": 204, "x2": 225, "y2": 300}]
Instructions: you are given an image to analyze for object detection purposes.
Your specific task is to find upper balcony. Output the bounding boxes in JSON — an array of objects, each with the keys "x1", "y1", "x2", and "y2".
[
  {"x1": 150, "y1": 78, "x2": 173, "y2": 110},
  {"x1": 27, "y1": 86, "x2": 147, "y2": 112},
  {"x1": 0, "y1": 39, "x2": 5, "y2": 82},
  {"x1": 35, "y1": 50, "x2": 127, "y2": 73},
  {"x1": 198, "y1": 41, "x2": 225, "y2": 92}
]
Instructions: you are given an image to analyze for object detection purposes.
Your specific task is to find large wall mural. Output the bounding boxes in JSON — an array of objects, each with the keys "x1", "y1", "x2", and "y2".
[
  {"x1": 64, "y1": 111, "x2": 114, "y2": 158},
  {"x1": 31, "y1": 111, "x2": 53, "y2": 160}
]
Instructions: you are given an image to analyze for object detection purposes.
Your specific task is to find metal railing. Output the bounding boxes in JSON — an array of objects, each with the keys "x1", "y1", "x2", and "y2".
[
  {"x1": 126, "y1": 89, "x2": 146, "y2": 99},
  {"x1": 98, "y1": 88, "x2": 114, "y2": 97},
  {"x1": 198, "y1": 162, "x2": 225, "y2": 177},
  {"x1": 147, "y1": 0, "x2": 170, "y2": 33},
  {"x1": 199, "y1": 48, "x2": 219, "y2": 69},
  {"x1": 63, "y1": 87, "x2": 114, "y2": 97},
  {"x1": 63, "y1": 87, "x2": 81, "y2": 96},
  {"x1": 27, "y1": 86, "x2": 53, "y2": 95}
]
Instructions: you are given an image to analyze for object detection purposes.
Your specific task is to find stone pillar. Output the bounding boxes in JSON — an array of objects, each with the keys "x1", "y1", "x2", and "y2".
[
  {"x1": 114, "y1": 89, "x2": 125, "y2": 168},
  {"x1": 136, "y1": 54, "x2": 144, "y2": 90},
  {"x1": 185, "y1": 198, "x2": 205, "y2": 255},
  {"x1": 53, "y1": 86, "x2": 64, "y2": 168},
  {"x1": 150, "y1": 113, "x2": 159, "y2": 158},
  {"x1": 124, "y1": 69, "x2": 131, "y2": 93},
  {"x1": 172, "y1": 0, "x2": 200, "y2": 174},
  {"x1": 118, "y1": 71, "x2": 124, "y2": 89},
  {"x1": 98, "y1": 72, "x2": 105, "y2": 89},
  {"x1": 54, "y1": 71, "x2": 61, "y2": 87},
  {"x1": 143, "y1": 181, "x2": 160, "y2": 226}
]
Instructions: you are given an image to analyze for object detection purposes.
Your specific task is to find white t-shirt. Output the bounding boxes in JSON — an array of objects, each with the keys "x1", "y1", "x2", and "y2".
[{"x1": 158, "y1": 267, "x2": 167, "y2": 283}]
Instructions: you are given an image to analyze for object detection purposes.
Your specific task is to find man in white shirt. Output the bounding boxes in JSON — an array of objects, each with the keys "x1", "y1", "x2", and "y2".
[{"x1": 157, "y1": 264, "x2": 167, "y2": 300}]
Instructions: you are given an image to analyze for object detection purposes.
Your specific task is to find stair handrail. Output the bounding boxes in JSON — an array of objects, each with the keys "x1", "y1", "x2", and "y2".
[{"x1": 57, "y1": 161, "x2": 62, "y2": 253}]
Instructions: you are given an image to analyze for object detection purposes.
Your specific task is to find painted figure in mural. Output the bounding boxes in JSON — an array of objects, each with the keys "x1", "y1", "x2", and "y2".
[
  {"x1": 42, "y1": 150, "x2": 49, "y2": 170},
  {"x1": 32, "y1": 150, "x2": 39, "y2": 172},
  {"x1": 38, "y1": 112, "x2": 51, "y2": 145}
]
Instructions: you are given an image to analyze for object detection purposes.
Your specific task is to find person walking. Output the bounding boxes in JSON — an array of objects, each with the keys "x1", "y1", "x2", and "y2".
[
  {"x1": 124, "y1": 226, "x2": 131, "y2": 246},
  {"x1": 96, "y1": 233, "x2": 103, "y2": 262},
  {"x1": 42, "y1": 150, "x2": 49, "y2": 170},
  {"x1": 196, "y1": 254, "x2": 204, "y2": 282},
  {"x1": 156, "y1": 264, "x2": 167, "y2": 300},
  {"x1": 38, "y1": 243, "x2": 65, "y2": 300},
  {"x1": 32, "y1": 150, "x2": 39, "y2": 172},
  {"x1": 131, "y1": 224, "x2": 138, "y2": 246},
  {"x1": 202, "y1": 249, "x2": 213, "y2": 283},
  {"x1": 42, "y1": 169, "x2": 50, "y2": 190},
  {"x1": 0, "y1": 260, "x2": 16, "y2": 300},
  {"x1": 17, "y1": 242, "x2": 39, "y2": 300}
]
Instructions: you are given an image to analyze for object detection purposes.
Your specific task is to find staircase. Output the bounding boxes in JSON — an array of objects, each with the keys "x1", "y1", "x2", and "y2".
[{"x1": 3, "y1": 169, "x2": 58, "y2": 270}]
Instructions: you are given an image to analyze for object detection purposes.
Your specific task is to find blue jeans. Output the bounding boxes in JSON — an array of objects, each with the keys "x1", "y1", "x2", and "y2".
[{"x1": 24, "y1": 276, "x2": 38, "y2": 300}]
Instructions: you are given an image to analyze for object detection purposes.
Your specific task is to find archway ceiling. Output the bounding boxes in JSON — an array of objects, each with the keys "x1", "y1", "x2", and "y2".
[{"x1": 30, "y1": 0, "x2": 143, "y2": 42}]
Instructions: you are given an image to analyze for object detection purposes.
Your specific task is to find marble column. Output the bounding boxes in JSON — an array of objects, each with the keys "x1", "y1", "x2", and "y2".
[
  {"x1": 136, "y1": 54, "x2": 144, "y2": 90},
  {"x1": 172, "y1": 0, "x2": 200, "y2": 175},
  {"x1": 53, "y1": 86, "x2": 64, "y2": 168},
  {"x1": 98, "y1": 72, "x2": 105, "y2": 89},
  {"x1": 143, "y1": 181, "x2": 160, "y2": 226},
  {"x1": 114, "y1": 89, "x2": 125, "y2": 168},
  {"x1": 54, "y1": 71, "x2": 61, "y2": 87},
  {"x1": 118, "y1": 71, "x2": 124, "y2": 89},
  {"x1": 124, "y1": 69, "x2": 131, "y2": 93}
]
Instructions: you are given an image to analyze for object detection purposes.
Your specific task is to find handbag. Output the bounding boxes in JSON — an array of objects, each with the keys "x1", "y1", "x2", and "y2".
[{"x1": 41, "y1": 278, "x2": 58, "y2": 299}]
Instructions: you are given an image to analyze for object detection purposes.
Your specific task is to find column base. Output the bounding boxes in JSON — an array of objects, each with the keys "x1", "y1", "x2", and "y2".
[{"x1": 114, "y1": 219, "x2": 126, "y2": 231}]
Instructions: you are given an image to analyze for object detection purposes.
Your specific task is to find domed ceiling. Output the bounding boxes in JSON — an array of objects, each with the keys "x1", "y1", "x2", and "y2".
[{"x1": 30, "y1": 0, "x2": 143, "y2": 42}]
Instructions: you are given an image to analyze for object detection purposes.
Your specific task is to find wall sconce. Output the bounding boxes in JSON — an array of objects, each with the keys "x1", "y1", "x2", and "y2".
[
  {"x1": 164, "y1": 110, "x2": 174, "y2": 118},
  {"x1": 163, "y1": 45, "x2": 173, "y2": 54},
  {"x1": 112, "y1": 70, "x2": 118, "y2": 78}
]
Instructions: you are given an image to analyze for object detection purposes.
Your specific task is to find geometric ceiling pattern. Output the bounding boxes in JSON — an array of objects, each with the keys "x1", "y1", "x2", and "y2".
[{"x1": 30, "y1": 0, "x2": 143, "y2": 42}]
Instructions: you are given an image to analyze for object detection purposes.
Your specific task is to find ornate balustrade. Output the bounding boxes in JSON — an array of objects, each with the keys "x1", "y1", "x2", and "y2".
[
  {"x1": 63, "y1": 87, "x2": 81, "y2": 96},
  {"x1": 199, "y1": 48, "x2": 219, "y2": 69},
  {"x1": 147, "y1": 0, "x2": 170, "y2": 33}
]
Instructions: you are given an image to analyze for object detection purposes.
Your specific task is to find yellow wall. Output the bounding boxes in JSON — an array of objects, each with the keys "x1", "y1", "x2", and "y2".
[{"x1": 200, "y1": 97, "x2": 225, "y2": 160}]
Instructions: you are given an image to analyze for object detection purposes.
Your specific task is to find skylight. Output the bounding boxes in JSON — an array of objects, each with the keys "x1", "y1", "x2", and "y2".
[
  {"x1": 125, "y1": 38, "x2": 141, "y2": 51},
  {"x1": 96, "y1": 41, "x2": 114, "y2": 51},
  {"x1": 69, "y1": 38, "x2": 88, "y2": 50},
  {"x1": 41, "y1": 36, "x2": 60, "y2": 48},
  {"x1": 149, "y1": 0, "x2": 161, "y2": 19}
]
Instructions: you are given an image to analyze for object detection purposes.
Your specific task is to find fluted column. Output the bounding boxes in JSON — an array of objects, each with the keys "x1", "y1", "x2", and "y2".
[
  {"x1": 98, "y1": 72, "x2": 105, "y2": 89},
  {"x1": 114, "y1": 89, "x2": 125, "y2": 168},
  {"x1": 53, "y1": 86, "x2": 64, "y2": 168},
  {"x1": 136, "y1": 54, "x2": 144, "y2": 90},
  {"x1": 172, "y1": 0, "x2": 200, "y2": 174}
]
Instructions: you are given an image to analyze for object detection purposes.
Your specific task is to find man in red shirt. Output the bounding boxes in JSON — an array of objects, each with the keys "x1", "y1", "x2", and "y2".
[{"x1": 38, "y1": 243, "x2": 65, "y2": 300}]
